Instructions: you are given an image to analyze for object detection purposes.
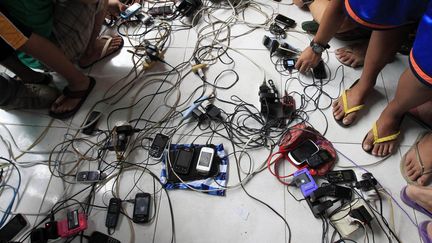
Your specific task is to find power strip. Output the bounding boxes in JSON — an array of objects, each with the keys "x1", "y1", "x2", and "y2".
[{"x1": 330, "y1": 200, "x2": 374, "y2": 237}]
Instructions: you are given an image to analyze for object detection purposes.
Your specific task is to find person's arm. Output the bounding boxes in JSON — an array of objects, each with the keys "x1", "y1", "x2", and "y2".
[{"x1": 295, "y1": 0, "x2": 346, "y2": 73}]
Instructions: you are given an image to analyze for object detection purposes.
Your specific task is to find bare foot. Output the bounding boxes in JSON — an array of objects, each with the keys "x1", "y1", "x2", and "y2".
[
  {"x1": 404, "y1": 133, "x2": 432, "y2": 185},
  {"x1": 335, "y1": 42, "x2": 367, "y2": 68},
  {"x1": 428, "y1": 222, "x2": 432, "y2": 241},
  {"x1": 50, "y1": 77, "x2": 91, "y2": 114},
  {"x1": 362, "y1": 109, "x2": 400, "y2": 157},
  {"x1": 78, "y1": 36, "x2": 123, "y2": 68},
  {"x1": 332, "y1": 80, "x2": 371, "y2": 126},
  {"x1": 406, "y1": 185, "x2": 432, "y2": 213}
]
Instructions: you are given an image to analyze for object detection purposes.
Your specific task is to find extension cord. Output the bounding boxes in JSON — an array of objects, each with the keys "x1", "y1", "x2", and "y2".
[{"x1": 330, "y1": 200, "x2": 374, "y2": 237}]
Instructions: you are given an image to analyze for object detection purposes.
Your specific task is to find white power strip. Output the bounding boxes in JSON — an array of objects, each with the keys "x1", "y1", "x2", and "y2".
[{"x1": 330, "y1": 200, "x2": 374, "y2": 237}]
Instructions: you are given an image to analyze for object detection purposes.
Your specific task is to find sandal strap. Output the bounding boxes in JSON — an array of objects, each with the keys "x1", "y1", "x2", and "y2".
[
  {"x1": 341, "y1": 89, "x2": 365, "y2": 116},
  {"x1": 414, "y1": 135, "x2": 432, "y2": 176},
  {"x1": 99, "y1": 35, "x2": 113, "y2": 59},
  {"x1": 372, "y1": 122, "x2": 400, "y2": 145}
]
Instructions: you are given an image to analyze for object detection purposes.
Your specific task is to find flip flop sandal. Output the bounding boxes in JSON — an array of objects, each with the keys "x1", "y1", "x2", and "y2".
[
  {"x1": 400, "y1": 186, "x2": 432, "y2": 218},
  {"x1": 335, "y1": 45, "x2": 366, "y2": 68},
  {"x1": 419, "y1": 221, "x2": 432, "y2": 243},
  {"x1": 362, "y1": 122, "x2": 400, "y2": 154},
  {"x1": 334, "y1": 79, "x2": 365, "y2": 127},
  {"x1": 78, "y1": 35, "x2": 124, "y2": 69},
  {"x1": 400, "y1": 132, "x2": 432, "y2": 185},
  {"x1": 49, "y1": 77, "x2": 96, "y2": 119}
]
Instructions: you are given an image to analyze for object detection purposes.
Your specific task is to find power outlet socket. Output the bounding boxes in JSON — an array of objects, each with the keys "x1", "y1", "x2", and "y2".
[{"x1": 330, "y1": 200, "x2": 374, "y2": 237}]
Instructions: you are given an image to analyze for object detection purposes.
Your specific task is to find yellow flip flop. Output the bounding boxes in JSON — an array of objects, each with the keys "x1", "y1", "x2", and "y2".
[
  {"x1": 363, "y1": 122, "x2": 401, "y2": 154},
  {"x1": 334, "y1": 79, "x2": 365, "y2": 127}
]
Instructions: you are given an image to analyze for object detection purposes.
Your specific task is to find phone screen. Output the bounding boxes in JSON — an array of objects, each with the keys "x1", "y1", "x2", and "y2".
[
  {"x1": 0, "y1": 214, "x2": 27, "y2": 241},
  {"x1": 135, "y1": 197, "x2": 149, "y2": 215},
  {"x1": 153, "y1": 134, "x2": 169, "y2": 147},
  {"x1": 198, "y1": 151, "x2": 213, "y2": 167},
  {"x1": 291, "y1": 140, "x2": 318, "y2": 163},
  {"x1": 175, "y1": 149, "x2": 194, "y2": 168}
]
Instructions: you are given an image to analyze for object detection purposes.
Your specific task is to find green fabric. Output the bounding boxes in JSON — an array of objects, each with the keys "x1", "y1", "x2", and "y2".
[{"x1": 1, "y1": 0, "x2": 54, "y2": 68}]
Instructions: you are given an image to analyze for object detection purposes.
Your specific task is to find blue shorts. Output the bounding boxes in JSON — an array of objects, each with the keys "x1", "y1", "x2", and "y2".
[{"x1": 345, "y1": 0, "x2": 432, "y2": 87}]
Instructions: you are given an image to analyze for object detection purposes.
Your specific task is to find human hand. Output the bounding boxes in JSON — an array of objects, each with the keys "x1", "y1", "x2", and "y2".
[
  {"x1": 293, "y1": 0, "x2": 305, "y2": 8},
  {"x1": 108, "y1": 0, "x2": 128, "y2": 16},
  {"x1": 295, "y1": 46, "x2": 321, "y2": 74}
]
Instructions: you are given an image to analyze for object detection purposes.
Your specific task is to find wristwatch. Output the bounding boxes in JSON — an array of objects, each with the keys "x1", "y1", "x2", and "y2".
[{"x1": 310, "y1": 40, "x2": 330, "y2": 55}]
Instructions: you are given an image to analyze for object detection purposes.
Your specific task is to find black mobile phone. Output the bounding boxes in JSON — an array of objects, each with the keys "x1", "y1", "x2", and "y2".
[
  {"x1": 82, "y1": 111, "x2": 101, "y2": 135},
  {"x1": 262, "y1": 35, "x2": 279, "y2": 53},
  {"x1": 148, "y1": 5, "x2": 173, "y2": 16},
  {"x1": 133, "y1": 193, "x2": 151, "y2": 224},
  {"x1": 283, "y1": 59, "x2": 296, "y2": 71},
  {"x1": 326, "y1": 170, "x2": 357, "y2": 184},
  {"x1": 173, "y1": 147, "x2": 194, "y2": 175},
  {"x1": 105, "y1": 198, "x2": 122, "y2": 229},
  {"x1": 307, "y1": 150, "x2": 332, "y2": 168},
  {"x1": 0, "y1": 214, "x2": 28, "y2": 242},
  {"x1": 149, "y1": 133, "x2": 169, "y2": 159},
  {"x1": 275, "y1": 14, "x2": 296, "y2": 28},
  {"x1": 313, "y1": 60, "x2": 327, "y2": 80},
  {"x1": 288, "y1": 139, "x2": 319, "y2": 165},
  {"x1": 89, "y1": 231, "x2": 121, "y2": 243}
]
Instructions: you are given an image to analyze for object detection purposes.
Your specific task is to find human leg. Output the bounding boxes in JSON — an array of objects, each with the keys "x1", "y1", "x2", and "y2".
[
  {"x1": 332, "y1": 28, "x2": 406, "y2": 126},
  {"x1": 362, "y1": 68, "x2": 432, "y2": 156},
  {"x1": 78, "y1": 0, "x2": 124, "y2": 68}
]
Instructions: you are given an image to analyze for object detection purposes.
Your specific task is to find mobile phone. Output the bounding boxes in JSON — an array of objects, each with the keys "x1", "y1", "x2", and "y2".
[
  {"x1": 313, "y1": 60, "x2": 327, "y2": 80},
  {"x1": 149, "y1": 133, "x2": 169, "y2": 160},
  {"x1": 173, "y1": 147, "x2": 194, "y2": 175},
  {"x1": 76, "y1": 171, "x2": 103, "y2": 183},
  {"x1": 105, "y1": 198, "x2": 122, "y2": 229},
  {"x1": 120, "y1": 3, "x2": 142, "y2": 19},
  {"x1": 195, "y1": 147, "x2": 214, "y2": 174},
  {"x1": 327, "y1": 170, "x2": 357, "y2": 184},
  {"x1": 288, "y1": 139, "x2": 319, "y2": 165},
  {"x1": 283, "y1": 59, "x2": 296, "y2": 71},
  {"x1": 307, "y1": 150, "x2": 332, "y2": 168},
  {"x1": 133, "y1": 193, "x2": 151, "y2": 223},
  {"x1": 82, "y1": 111, "x2": 101, "y2": 135},
  {"x1": 57, "y1": 210, "x2": 88, "y2": 238},
  {"x1": 262, "y1": 35, "x2": 279, "y2": 53},
  {"x1": 0, "y1": 214, "x2": 28, "y2": 242},
  {"x1": 89, "y1": 231, "x2": 121, "y2": 243},
  {"x1": 275, "y1": 14, "x2": 296, "y2": 28},
  {"x1": 148, "y1": 5, "x2": 173, "y2": 16}
]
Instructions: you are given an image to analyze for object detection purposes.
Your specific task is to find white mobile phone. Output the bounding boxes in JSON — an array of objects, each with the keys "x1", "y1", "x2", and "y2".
[
  {"x1": 120, "y1": 3, "x2": 142, "y2": 19},
  {"x1": 287, "y1": 139, "x2": 319, "y2": 165},
  {"x1": 195, "y1": 147, "x2": 215, "y2": 174}
]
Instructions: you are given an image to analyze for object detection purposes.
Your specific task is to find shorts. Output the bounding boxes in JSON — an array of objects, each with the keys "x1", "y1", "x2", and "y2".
[
  {"x1": 345, "y1": 0, "x2": 432, "y2": 88},
  {"x1": 0, "y1": 9, "x2": 32, "y2": 61},
  {"x1": 52, "y1": 0, "x2": 106, "y2": 62}
]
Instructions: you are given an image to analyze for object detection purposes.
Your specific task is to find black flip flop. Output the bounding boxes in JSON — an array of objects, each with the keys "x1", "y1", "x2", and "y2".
[
  {"x1": 49, "y1": 77, "x2": 96, "y2": 119},
  {"x1": 78, "y1": 36, "x2": 124, "y2": 69}
]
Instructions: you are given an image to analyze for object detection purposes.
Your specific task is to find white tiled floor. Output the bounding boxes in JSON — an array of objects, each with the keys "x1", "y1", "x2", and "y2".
[{"x1": 1, "y1": 1, "x2": 429, "y2": 243}]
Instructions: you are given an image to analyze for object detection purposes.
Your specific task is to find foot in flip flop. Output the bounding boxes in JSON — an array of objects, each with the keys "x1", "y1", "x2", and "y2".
[
  {"x1": 362, "y1": 113, "x2": 401, "y2": 157},
  {"x1": 49, "y1": 77, "x2": 96, "y2": 119},
  {"x1": 332, "y1": 79, "x2": 367, "y2": 126},
  {"x1": 335, "y1": 42, "x2": 368, "y2": 68},
  {"x1": 78, "y1": 35, "x2": 124, "y2": 69},
  {"x1": 419, "y1": 221, "x2": 432, "y2": 243},
  {"x1": 403, "y1": 132, "x2": 432, "y2": 185},
  {"x1": 401, "y1": 185, "x2": 432, "y2": 218}
]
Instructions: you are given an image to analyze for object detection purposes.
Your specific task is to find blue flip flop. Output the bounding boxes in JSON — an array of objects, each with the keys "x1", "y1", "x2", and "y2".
[{"x1": 400, "y1": 186, "x2": 432, "y2": 218}]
